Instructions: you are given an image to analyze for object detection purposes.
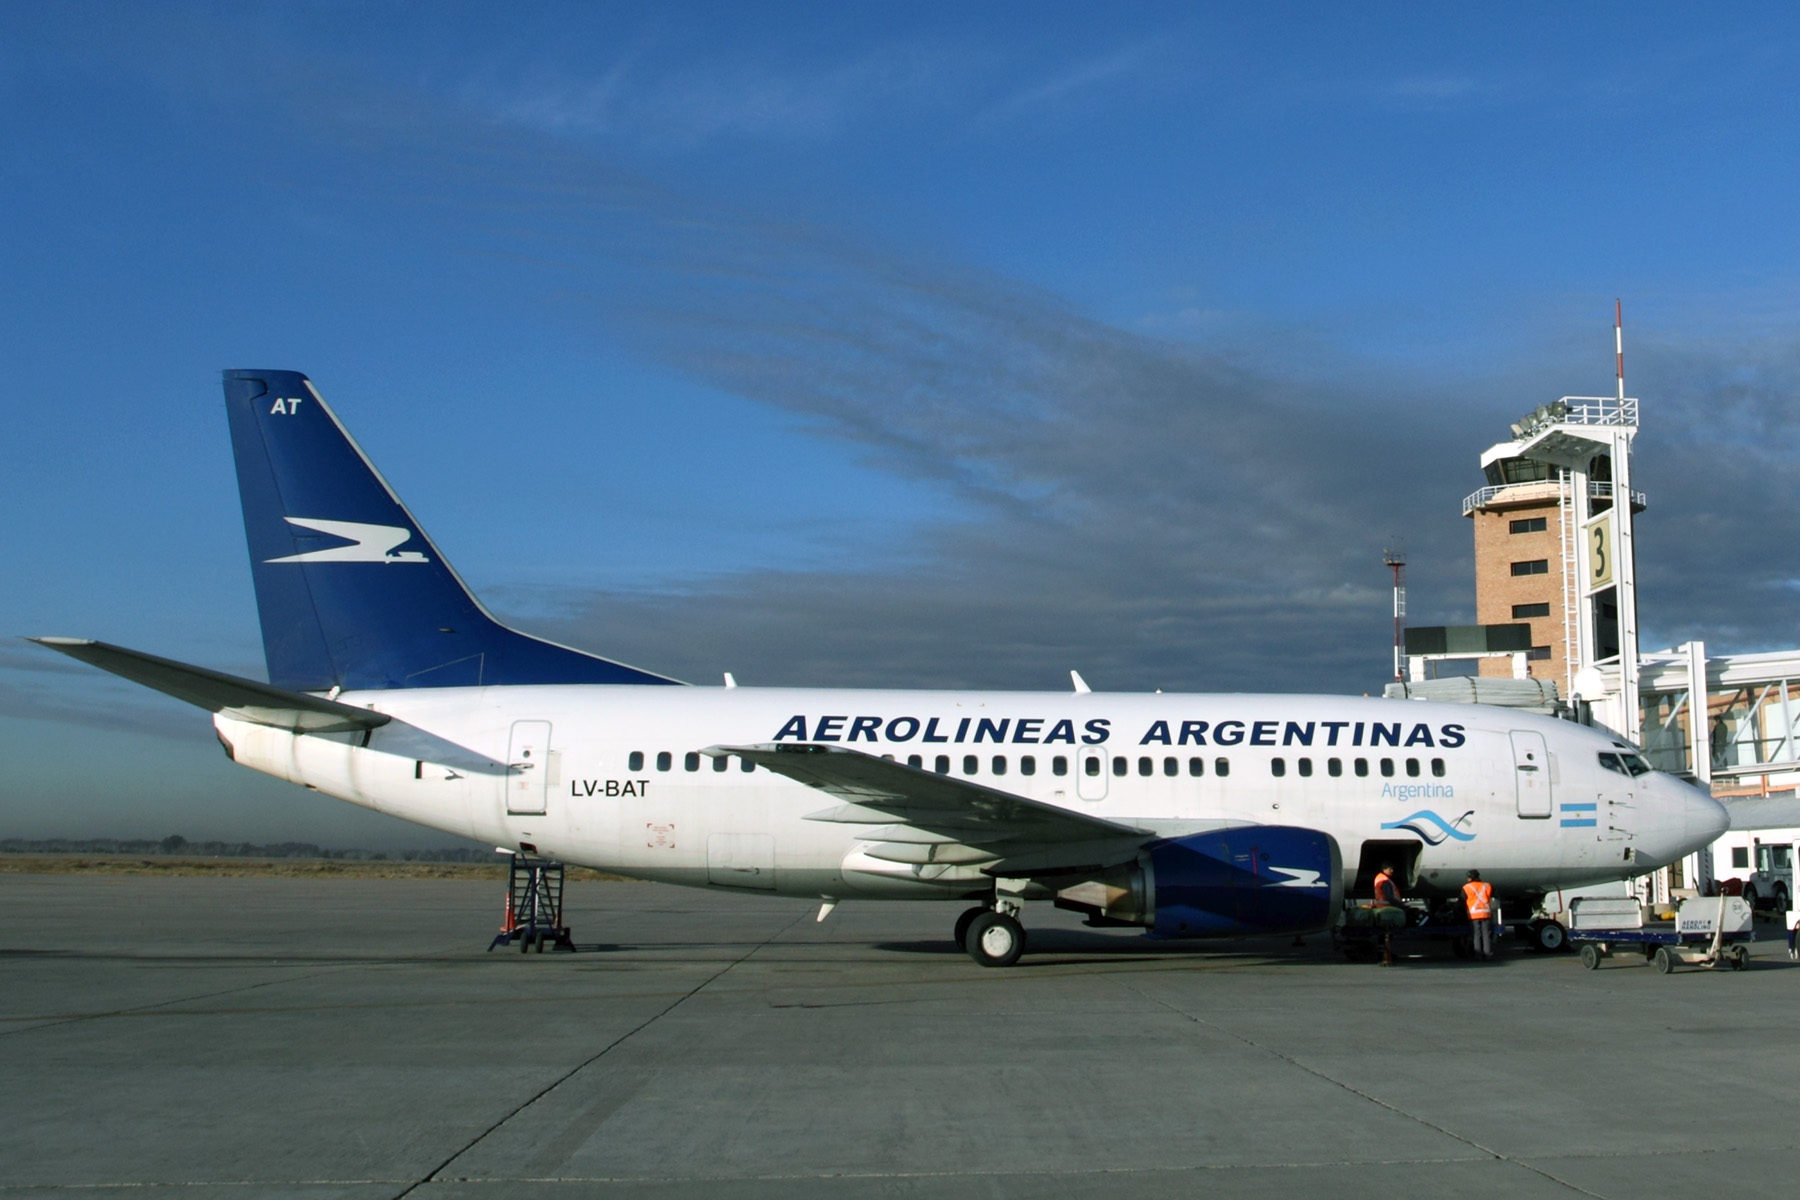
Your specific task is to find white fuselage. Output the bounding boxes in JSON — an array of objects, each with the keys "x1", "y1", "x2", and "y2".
[{"x1": 215, "y1": 687, "x2": 1727, "y2": 903}]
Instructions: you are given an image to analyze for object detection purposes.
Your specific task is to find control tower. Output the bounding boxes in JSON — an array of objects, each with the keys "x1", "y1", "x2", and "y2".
[{"x1": 1461, "y1": 312, "x2": 1648, "y2": 742}]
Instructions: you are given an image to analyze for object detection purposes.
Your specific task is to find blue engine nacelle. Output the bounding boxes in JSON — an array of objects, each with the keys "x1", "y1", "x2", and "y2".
[{"x1": 1144, "y1": 825, "x2": 1343, "y2": 939}]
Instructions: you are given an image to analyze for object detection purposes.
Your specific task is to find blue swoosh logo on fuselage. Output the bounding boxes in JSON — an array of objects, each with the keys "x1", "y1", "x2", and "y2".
[{"x1": 1380, "y1": 809, "x2": 1476, "y2": 845}]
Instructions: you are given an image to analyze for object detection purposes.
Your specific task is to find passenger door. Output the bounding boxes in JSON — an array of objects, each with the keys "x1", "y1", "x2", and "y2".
[
  {"x1": 1510, "y1": 730, "x2": 1551, "y2": 819},
  {"x1": 505, "y1": 720, "x2": 552, "y2": 816}
]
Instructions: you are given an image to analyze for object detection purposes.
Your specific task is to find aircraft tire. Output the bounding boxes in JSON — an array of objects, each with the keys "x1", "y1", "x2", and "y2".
[
  {"x1": 966, "y1": 912, "x2": 1025, "y2": 968},
  {"x1": 953, "y1": 906, "x2": 986, "y2": 951}
]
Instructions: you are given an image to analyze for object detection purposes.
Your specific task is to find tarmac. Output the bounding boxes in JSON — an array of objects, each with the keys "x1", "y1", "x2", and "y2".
[{"x1": 2, "y1": 872, "x2": 1797, "y2": 1198}]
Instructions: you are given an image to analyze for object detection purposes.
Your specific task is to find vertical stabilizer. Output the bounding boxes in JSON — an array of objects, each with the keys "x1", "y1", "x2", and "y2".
[{"x1": 222, "y1": 370, "x2": 680, "y2": 692}]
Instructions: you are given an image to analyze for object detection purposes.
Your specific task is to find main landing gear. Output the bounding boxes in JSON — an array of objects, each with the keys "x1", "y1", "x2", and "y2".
[{"x1": 954, "y1": 901, "x2": 1028, "y2": 967}]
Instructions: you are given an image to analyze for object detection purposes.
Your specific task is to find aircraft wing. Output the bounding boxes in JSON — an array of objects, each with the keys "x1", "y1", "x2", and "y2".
[
  {"x1": 715, "y1": 743, "x2": 1149, "y2": 874},
  {"x1": 30, "y1": 638, "x2": 391, "y2": 734}
]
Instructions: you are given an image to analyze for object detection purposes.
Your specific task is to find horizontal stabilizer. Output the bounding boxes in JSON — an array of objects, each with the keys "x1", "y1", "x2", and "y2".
[{"x1": 30, "y1": 638, "x2": 391, "y2": 734}]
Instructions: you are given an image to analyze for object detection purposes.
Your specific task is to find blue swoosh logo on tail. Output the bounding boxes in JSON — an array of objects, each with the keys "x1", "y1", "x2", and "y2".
[{"x1": 1380, "y1": 809, "x2": 1476, "y2": 845}]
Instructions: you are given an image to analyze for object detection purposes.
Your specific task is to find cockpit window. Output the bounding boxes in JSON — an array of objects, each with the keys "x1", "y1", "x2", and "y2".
[{"x1": 1598, "y1": 751, "x2": 1652, "y2": 777}]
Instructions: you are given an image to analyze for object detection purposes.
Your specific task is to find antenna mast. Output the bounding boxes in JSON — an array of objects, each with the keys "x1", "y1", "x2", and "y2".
[
  {"x1": 1383, "y1": 545, "x2": 1407, "y2": 681},
  {"x1": 1615, "y1": 298, "x2": 1626, "y2": 403}
]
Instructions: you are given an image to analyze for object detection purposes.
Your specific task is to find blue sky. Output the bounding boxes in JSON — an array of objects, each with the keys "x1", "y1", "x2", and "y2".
[{"x1": 5, "y1": 3, "x2": 1800, "y2": 844}]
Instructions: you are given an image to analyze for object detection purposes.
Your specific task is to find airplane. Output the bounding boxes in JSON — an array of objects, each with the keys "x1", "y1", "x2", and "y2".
[{"x1": 33, "y1": 369, "x2": 1732, "y2": 966}]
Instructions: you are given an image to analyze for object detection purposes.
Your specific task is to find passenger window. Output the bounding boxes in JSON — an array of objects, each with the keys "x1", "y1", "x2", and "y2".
[
  {"x1": 1327, "y1": 758, "x2": 1342, "y2": 777},
  {"x1": 684, "y1": 752, "x2": 700, "y2": 772},
  {"x1": 1084, "y1": 756, "x2": 1100, "y2": 777},
  {"x1": 963, "y1": 755, "x2": 979, "y2": 775},
  {"x1": 1354, "y1": 758, "x2": 1369, "y2": 777},
  {"x1": 907, "y1": 754, "x2": 922, "y2": 769},
  {"x1": 1215, "y1": 757, "x2": 1230, "y2": 777},
  {"x1": 1271, "y1": 757, "x2": 1286, "y2": 777},
  {"x1": 629, "y1": 751, "x2": 644, "y2": 771},
  {"x1": 1053, "y1": 755, "x2": 1068, "y2": 776},
  {"x1": 1021, "y1": 756, "x2": 1036, "y2": 776},
  {"x1": 1379, "y1": 758, "x2": 1394, "y2": 778},
  {"x1": 712, "y1": 754, "x2": 729, "y2": 772},
  {"x1": 1163, "y1": 756, "x2": 1178, "y2": 777},
  {"x1": 1112, "y1": 756, "x2": 1128, "y2": 777},
  {"x1": 1188, "y1": 756, "x2": 1205, "y2": 776},
  {"x1": 992, "y1": 755, "x2": 1007, "y2": 775},
  {"x1": 935, "y1": 755, "x2": 950, "y2": 774},
  {"x1": 1431, "y1": 758, "x2": 1445, "y2": 777},
  {"x1": 656, "y1": 751, "x2": 672, "y2": 772},
  {"x1": 1405, "y1": 758, "x2": 1420, "y2": 778},
  {"x1": 1138, "y1": 756, "x2": 1153, "y2": 777},
  {"x1": 1298, "y1": 758, "x2": 1313, "y2": 777}
]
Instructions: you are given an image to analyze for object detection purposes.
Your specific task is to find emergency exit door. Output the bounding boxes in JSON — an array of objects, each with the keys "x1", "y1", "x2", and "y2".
[
  {"x1": 1076, "y1": 748, "x2": 1108, "y2": 801},
  {"x1": 506, "y1": 720, "x2": 552, "y2": 815},
  {"x1": 1510, "y1": 730, "x2": 1551, "y2": 819}
]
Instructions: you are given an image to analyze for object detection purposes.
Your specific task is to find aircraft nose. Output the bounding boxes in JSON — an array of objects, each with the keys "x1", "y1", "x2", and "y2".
[{"x1": 1682, "y1": 782, "x2": 1730, "y2": 847}]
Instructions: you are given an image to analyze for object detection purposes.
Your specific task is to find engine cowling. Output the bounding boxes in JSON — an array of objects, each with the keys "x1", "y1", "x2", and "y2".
[
  {"x1": 1054, "y1": 825, "x2": 1343, "y2": 939},
  {"x1": 1145, "y1": 826, "x2": 1343, "y2": 938}
]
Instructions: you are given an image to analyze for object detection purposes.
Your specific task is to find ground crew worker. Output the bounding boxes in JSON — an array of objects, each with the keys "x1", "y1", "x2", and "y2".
[
  {"x1": 1372, "y1": 862, "x2": 1403, "y2": 965},
  {"x1": 1462, "y1": 869, "x2": 1496, "y2": 961},
  {"x1": 1373, "y1": 863, "x2": 1402, "y2": 907}
]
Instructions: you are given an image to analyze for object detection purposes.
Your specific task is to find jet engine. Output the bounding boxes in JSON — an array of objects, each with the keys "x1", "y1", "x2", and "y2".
[{"x1": 1053, "y1": 825, "x2": 1343, "y2": 939}]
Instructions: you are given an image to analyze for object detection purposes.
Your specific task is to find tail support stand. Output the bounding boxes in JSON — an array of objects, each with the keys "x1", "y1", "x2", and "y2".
[{"x1": 487, "y1": 853, "x2": 575, "y2": 952}]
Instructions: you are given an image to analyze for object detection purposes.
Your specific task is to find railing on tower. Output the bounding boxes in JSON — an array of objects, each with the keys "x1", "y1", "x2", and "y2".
[{"x1": 1461, "y1": 479, "x2": 1646, "y2": 517}]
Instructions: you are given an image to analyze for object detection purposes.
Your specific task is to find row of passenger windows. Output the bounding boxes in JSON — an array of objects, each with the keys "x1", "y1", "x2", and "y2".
[
  {"x1": 1272, "y1": 756, "x2": 1446, "y2": 778},
  {"x1": 623, "y1": 750, "x2": 1444, "y2": 779},
  {"x1": 628, "y1": 751, "x2": 757, "y2": 773}
]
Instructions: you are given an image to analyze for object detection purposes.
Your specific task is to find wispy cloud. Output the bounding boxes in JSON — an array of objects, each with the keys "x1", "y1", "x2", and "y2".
[
  {"x1": 418, "y1": 150, "x2": 1490, "y2": 691},
  {"x1": 487, "y1": 39, "x2": 977, "y2": 145},
  {"x1": 980, "y1": 40, "x2": 1163, "y2": 124}
]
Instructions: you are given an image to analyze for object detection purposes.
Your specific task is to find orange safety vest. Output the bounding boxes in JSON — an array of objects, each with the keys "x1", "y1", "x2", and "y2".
[
  {"x1": 1373, "y1": 870, "x2": 1401, "y2": 906},
  {"x1": 1462, "y1": 880, "x2": 1494, "y2": 920}
]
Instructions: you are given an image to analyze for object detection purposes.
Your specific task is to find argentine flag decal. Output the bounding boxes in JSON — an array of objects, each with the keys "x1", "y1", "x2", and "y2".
[{"x1": 1559, "y1": 802, "x2": 1598, "y2": 828}]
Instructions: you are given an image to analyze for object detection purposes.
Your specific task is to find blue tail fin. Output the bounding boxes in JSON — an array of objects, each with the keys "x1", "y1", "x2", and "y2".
[{"x1": 222, "y1": 370, "x2": 681, "y2": 692}]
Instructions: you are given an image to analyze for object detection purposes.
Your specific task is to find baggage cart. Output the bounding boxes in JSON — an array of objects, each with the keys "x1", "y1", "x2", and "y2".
[{"x1": 1568, "y1": 895, "x2": 1754, "y2": 974}]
